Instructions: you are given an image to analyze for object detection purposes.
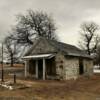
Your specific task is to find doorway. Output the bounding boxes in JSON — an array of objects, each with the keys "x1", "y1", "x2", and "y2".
[
  {"x1": 79, "y1": 59, "x2": 84, "y2": 75},
  {"x1": 38, "y1": 59, "x2": 43, "y2": 79}
]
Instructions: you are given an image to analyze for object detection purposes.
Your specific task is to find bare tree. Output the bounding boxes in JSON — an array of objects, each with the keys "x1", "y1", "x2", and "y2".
[
  {"x1": 79, "y1": 22, "x2": 100, "y2": 55},
  {"x1": 0, "y1": 44, "x2": 7, "y2": 63},
  {"x1": 4, "y1": 35, "x2": 19, "y2": 67},
  {"x1": 12, "y1": 10, "x2": 58, "y2": 46}
]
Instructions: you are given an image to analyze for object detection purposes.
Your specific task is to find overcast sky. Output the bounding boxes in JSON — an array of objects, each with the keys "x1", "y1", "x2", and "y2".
[{"x1": 0, "y1": 0, "x2": 100, "y2": 46}]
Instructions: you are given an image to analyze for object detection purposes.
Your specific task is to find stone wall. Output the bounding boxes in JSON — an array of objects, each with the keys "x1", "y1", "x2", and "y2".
[
  {"x1": 55, "y1": 53, "x2": 79, "y2": 80},
  {"x1": 64, "y1": 57, "x2": 79, "y2": 80},
  {"x1": 55, "y1": 53, "x2": 93, "y2": 80},
  {"x1": 83, "y1": 59, "x2": 93, "y2": 76},
  {"x1": 55, "y1": 53, "x2": 65, "y2": 79}
]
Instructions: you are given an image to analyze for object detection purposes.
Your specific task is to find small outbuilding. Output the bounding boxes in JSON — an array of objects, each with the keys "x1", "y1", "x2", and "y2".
[{"x1": 22, "y1": 37, "x2": 93, "y2": 80}]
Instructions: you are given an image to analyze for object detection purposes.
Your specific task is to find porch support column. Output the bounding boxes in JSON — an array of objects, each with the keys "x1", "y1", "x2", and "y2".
[
  {"x1": 43, "y1": 58, "x2": 46, "y2": 80},
  {"x1": 25, "y1": 60, "x2": 27, "y2": 77},
  {"x1": 35, "y1": 60, "x2": 38, "y2": 79}
]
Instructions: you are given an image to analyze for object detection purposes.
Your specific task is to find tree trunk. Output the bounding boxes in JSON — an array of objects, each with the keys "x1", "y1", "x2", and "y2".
[
  {"x1": 87, "y1": 42, "x2": 91, "y2": 55},
  {"x1": 11, "y1": 53, "x2": 13, "y2": 67}
]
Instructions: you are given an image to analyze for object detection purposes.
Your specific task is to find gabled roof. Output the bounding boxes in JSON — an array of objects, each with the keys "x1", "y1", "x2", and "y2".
[
  {"x1": 24, "y1": 37, "x2": 92, "y2": 59},
  {"x1": 47, "y1": 39, "x2": 91, "y2": 58}
]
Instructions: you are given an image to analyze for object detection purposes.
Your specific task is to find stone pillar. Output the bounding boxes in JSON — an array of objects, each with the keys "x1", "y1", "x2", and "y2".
[
  {"x1": 43, "y1": 58, "x2": 46, "y2": 80},
  {"x1": 35, "y1": 60, "x2": 38, "y2": 79}
]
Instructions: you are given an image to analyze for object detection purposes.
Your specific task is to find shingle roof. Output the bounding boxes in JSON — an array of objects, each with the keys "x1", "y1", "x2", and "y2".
[
  {"x1": 24, "y1": 37, "x2": 92, "y2": 59},
  {"x1": 45, "y1": 38, "x2": 91, "y2": 58}
]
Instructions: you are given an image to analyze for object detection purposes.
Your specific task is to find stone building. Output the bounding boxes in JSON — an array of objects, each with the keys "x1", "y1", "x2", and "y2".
[{"x1": 22, "y1": 37, "x2": 93, "y2": 80}]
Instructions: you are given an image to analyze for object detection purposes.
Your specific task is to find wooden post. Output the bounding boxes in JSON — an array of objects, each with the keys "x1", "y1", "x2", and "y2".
[
  {"x1": 14, "y1": 73, "x2": 16, "y2": 84},
  {"x1": 36, "y1": 60, "x2": 38, "y2": 79},
  {"x1": 43, "y1": 58, "x2": 46, "y2": 80}
]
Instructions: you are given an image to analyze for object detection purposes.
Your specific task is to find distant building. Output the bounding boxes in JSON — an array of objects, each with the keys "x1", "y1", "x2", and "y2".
[{"x1": 22, "y1": 37, "x2": 93, "y2": 80}]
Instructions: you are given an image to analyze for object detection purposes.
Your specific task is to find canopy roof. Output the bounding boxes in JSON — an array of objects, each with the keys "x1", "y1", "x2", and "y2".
[{"x1": 22, "y1": 54, "x2": 54, "y2": 59}]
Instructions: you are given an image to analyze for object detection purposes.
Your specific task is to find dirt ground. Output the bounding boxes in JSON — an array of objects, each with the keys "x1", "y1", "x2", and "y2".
[{"x1": 0, "y1": 74, "x2": 100, "y2": 100}]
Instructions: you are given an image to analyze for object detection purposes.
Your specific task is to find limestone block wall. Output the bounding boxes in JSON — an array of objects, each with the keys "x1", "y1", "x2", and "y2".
[
  {"x1": 55, "y1": 53, "x2": 65, "y2": 79},
  {"x1": 64, "y1": 57, "x2": 79, "y2": 80},
  {"x1": 83, "y1": 59, "x2": 93, "y2": 76},
  {"x1": 55, "y1": 53, "x2": 79, "y2": 80}
]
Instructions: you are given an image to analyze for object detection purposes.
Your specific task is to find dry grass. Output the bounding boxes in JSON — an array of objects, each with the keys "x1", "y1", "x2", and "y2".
[
  {"x1": 0, "y1": 64, "x2": 24, "y2": 68},
  {"x1": 0, "y1": 75, "x2": 100, "y2": 100}
]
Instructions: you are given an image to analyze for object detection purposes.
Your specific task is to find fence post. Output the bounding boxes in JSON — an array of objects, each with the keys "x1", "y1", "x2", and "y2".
[{"x1": 14, "y1": 73, "x2": 16, "y2": 84}]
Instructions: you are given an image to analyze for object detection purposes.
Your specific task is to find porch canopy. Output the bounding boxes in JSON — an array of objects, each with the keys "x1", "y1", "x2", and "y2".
[
  {"x1": 22, "y1": 54, "x2": 54, "y2": 59},
  {"x1": 22, "y1": 54, "x2": 55, "y2": 80}
]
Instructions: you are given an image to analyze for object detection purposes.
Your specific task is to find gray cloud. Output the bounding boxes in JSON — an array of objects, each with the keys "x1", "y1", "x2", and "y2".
[{"x1": 0, "y1": 0, "x2": 100, "y2": 45}]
